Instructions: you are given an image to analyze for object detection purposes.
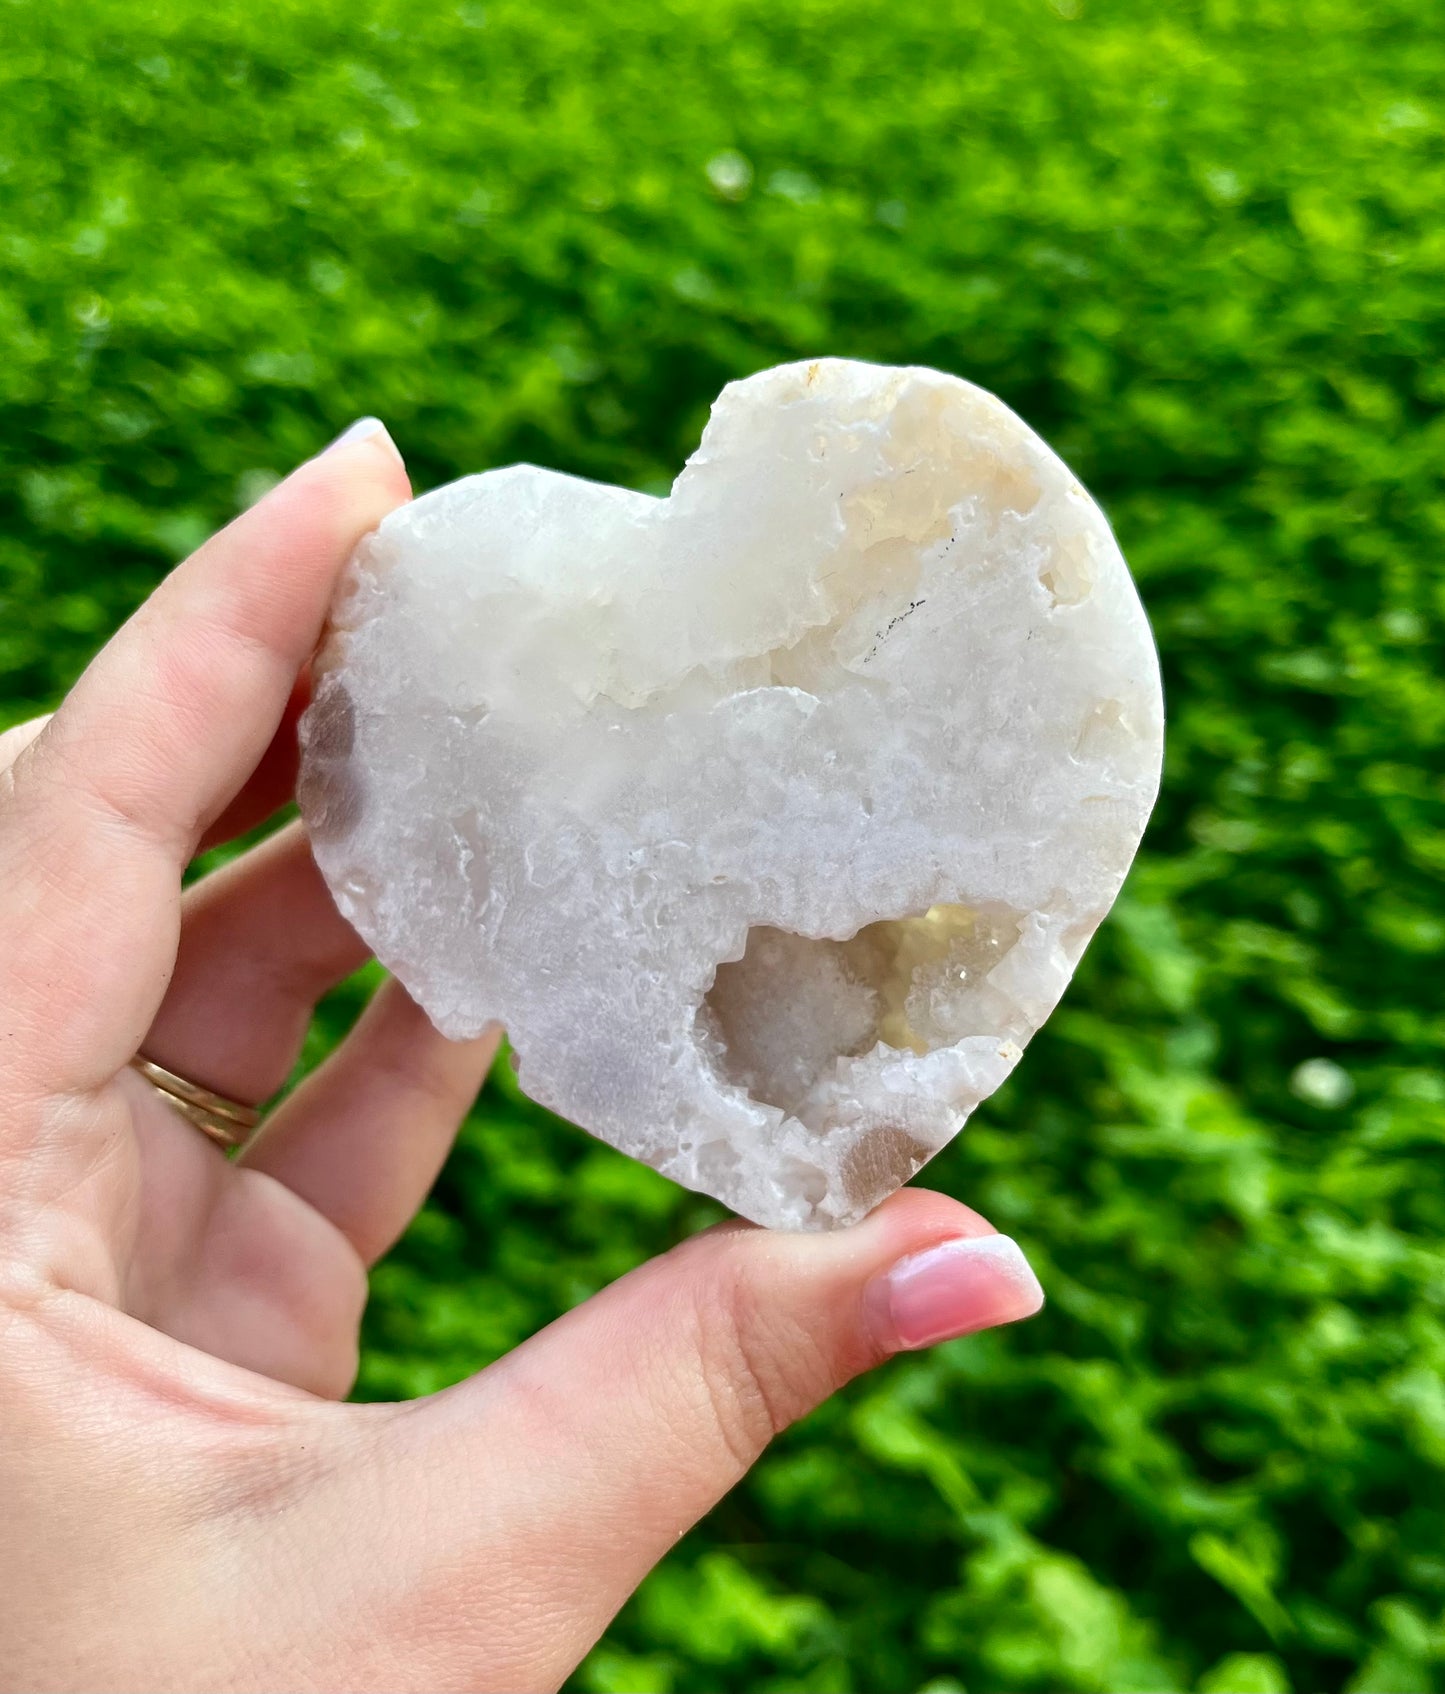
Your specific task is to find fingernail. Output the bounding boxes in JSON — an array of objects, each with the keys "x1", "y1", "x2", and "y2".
[
  {"x1": 320, "y1": 416, "x2": 402, "y2": 464},
  {"x1": 867, "y1": 1233, "x2": 1045, "y2": 1352}
]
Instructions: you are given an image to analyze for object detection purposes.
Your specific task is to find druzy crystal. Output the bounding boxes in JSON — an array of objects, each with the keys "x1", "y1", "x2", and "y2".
[{"x1": 300, "y1": 359, "x2": 1164, "y2": 1228}]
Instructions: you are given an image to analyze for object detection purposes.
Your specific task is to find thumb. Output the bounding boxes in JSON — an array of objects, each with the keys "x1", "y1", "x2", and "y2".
[{"x1": 378, "y1": 1189, "x2": 1043, "y2": 1690}]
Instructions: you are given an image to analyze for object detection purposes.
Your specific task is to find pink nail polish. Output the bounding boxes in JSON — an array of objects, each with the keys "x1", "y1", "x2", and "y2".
[{"x1": 869, "y1": 1234, "x2": 1045, "y2": 1352}]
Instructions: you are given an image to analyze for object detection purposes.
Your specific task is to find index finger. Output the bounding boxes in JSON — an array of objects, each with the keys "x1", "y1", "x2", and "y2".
[{"x1": 0, "y1": 422, "x2": 409, "y2": 1101}]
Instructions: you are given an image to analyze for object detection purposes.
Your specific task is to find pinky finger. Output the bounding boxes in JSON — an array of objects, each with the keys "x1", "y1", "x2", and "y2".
[{"x1": 239, "y1": 979, "x2": 499, "y2": 1265}]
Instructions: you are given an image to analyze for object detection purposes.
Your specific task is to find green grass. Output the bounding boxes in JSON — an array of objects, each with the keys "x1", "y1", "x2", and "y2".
[{"x1": 3, "y1": 0, "x2": 1444, "y2": 1687}]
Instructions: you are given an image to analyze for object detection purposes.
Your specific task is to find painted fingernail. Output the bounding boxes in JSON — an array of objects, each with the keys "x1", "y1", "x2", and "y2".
[
  {"x1": 320, "y1": 416, "x2": 402, "y2": 463},
  {"x1": 868, "y1": 1233, "x2": 1045, "y2": 1352}
]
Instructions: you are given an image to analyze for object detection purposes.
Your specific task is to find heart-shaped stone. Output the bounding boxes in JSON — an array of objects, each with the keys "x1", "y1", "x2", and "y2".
[{"x1": 300, "y1": 359, "x2": 1163, "y2": 1229}]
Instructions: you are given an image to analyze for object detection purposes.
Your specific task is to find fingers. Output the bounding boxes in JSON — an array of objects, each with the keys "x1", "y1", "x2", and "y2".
[
  {"x1": 141, "y1": 821, "x2": 369, "y2": 1105},
  {"x1": 0, "y1": 425, "x2": 409, "y2": 1101},
  {"x1": 36, "y1": 422, "x2": 407, "y2": 862},
  {"x1": 240, "y1": 979, "x2": 499, "y2": 1265},
  {"x1": 379, "y1": 1189, "x2": 1044, "y2": 1688},
  {"x1": 197, "y1": 671, "x2": 311, "y2": 852},
  {"x1": 114, "y1": 1069, "x2": 371, "y2": 1400}
]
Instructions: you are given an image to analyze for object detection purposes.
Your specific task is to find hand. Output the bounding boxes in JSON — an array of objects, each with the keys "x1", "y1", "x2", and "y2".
[{"x1": 0, "y1": 421, "x2": 1045, "y2": 1693}]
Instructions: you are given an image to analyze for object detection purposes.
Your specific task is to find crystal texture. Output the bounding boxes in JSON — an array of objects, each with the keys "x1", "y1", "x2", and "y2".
[{"x1": 299, "y1": 359, "x2": 1164, "y2": 1229}]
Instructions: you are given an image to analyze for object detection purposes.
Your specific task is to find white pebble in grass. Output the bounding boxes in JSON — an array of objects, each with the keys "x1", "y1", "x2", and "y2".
[{"x1": 300, "y1": 358, "x2": 1164, "y2": 1229}]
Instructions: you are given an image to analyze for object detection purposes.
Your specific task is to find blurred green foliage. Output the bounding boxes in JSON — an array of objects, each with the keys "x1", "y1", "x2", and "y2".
[{"x1": 3, "y1": 0, "x2": 1444, "y2": 1686}]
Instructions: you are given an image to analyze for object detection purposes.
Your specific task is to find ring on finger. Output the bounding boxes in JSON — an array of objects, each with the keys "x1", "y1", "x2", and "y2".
[{"x1": 128, "y1": 1054, "x2": 262, "y2": 1149}]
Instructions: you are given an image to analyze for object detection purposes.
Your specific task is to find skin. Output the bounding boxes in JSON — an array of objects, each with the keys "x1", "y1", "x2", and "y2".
[{"x1": 0, "y1": 427, "x2": 1041, "y2": 1692}]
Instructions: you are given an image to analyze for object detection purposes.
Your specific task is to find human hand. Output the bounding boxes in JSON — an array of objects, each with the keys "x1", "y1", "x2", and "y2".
[{"x1": 0, "y1": 421, "x2": 1045, "y2": 1692}]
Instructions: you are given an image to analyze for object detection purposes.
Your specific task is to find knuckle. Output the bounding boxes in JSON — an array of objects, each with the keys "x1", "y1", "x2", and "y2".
[{"x1": 687, "y1": 1255, "x2": 832, "y2": 1475}]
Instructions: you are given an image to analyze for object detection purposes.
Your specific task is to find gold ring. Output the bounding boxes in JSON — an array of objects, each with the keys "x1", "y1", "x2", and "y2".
[{"x1": 128, "y1": 1055, "x2": 261, "y2": 1150}]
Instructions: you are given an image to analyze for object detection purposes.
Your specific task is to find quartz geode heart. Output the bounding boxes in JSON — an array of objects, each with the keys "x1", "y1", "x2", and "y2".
[{"x1": 299, "y1": 359, "x2": 1163, "y2": 1229}]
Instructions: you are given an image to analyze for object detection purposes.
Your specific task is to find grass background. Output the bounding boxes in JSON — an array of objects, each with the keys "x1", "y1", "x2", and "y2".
[{"x1": 3, "y1": 0, "x2": 1443, "y2": 1687}]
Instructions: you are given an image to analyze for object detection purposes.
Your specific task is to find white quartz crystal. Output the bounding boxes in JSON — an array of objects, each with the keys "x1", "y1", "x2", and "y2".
[{"x1": 299, "y1": 359, "x2": 1164, "y2": 1229}]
